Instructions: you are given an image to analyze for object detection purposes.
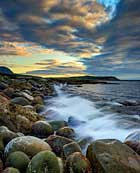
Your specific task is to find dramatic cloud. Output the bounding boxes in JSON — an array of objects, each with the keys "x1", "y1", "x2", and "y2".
[
  {"x1": 0, "y1": 0, "x2": 139, "y2": 79},
  {"x1": 26, "y1": 59, "x2": 86, "y2": 77}
]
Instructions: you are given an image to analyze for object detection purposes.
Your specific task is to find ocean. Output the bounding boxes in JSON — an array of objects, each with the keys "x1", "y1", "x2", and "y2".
[{"x1": 45, "y1": 81, "x2": 140, "y2": 143}]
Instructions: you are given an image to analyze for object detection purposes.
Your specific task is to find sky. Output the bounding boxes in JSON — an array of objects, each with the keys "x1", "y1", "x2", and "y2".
[{"x1": 0, "y1": 0, "x2": 140, "y2": 79}]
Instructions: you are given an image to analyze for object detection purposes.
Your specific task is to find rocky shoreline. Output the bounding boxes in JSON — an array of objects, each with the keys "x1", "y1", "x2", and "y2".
[{"x1": 0, "y1": 73, "x2": 140, "y2": 172}]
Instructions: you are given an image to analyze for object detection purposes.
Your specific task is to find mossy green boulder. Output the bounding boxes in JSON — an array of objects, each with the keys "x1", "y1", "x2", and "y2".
[
  {"x1": 5, "y1": 136, "x2": 52, "y2": 158},
  {"x1": 5, "y1": 151, "x2": 30, "y2": 173},
  {"x1": 26, "y1": 150, "x2": 61, "y2": 173},
  {"x1": 86, "y1": 139, "x2": 140, "y2": 173},
  {"x1": 31, "y1": 121, "x2": 54, "y2": 138},
  {"x1": 1, "y1": 167, "x2": 21, "y2": 173},
  {"x1": 66, "y1": 152, "x2": 92, "y2": 173}
]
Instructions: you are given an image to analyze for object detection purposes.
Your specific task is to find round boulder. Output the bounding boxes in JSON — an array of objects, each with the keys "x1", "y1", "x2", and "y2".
[
  {"x1": 0, "y1": 126, "x2": 17, "y2": 146},
  {"x1": 5, "y1": 136, "x2": 52, "y2": 158},
  {"x1": 87, "y1": 139, "x2": 140, "y2": 173},
  {"x1": 5, "y1": 151, "x2": 30, "y2": 173},
  {"x1": 56, "y1": 127, "x2": 75, "y2": 139},
  {"x1": 66, "y1": 152, "x2": 92, "y2": 173},
  {"x1": 26, "y1": 150, "x2": 61, "y2": 173},
  {"x1": 31, "y1": 121, "x2": 54, "y2": 138},
  {"x1": 11, "y1": 97, "x2": 30, "y2": 106},
  {"x1": 1, "y1": 167, "x2": 20, "y2": 173},
  {"x1": 49, "y1": 121, "x2": 68, "y2": 131},
  {"x1": 63, "y1": 142, "x2": 82, "y2": 158},
  {"x1": 45, "y1": 135, "x2": 73, "y2": 156}
]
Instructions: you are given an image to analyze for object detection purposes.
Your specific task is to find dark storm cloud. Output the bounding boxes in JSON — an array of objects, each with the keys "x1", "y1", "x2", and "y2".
[
  {"x1": 82, "y1": 0, "x2": 140, "y2": 79},
  {"x1": 0, "y1": 0, "x2": 108, "y2": 57}
]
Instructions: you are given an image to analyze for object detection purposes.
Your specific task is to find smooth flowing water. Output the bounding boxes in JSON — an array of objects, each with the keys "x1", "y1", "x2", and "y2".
[{"x1": 45, "y1": 81, "x2": 140, "y2": 142}]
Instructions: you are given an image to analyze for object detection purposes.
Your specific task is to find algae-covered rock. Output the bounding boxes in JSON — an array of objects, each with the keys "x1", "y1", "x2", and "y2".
[
  {"x1": 31, "y1": 121, "x2": 54, "y2": 138},
  {"x1": 63, "y1": 142, "x2": 82, "y2": 158},
  {"x1": 57, "y1": 157, "x2": 64, "y2": 173},
  {"x1": 26, "y1": 150, "x2": 61, "y2": 173},
  {"x1": 124, "y1": 140, "x2": 140, "y2": 155},
  {"x1": 5, "y1": 136, "x2": 52, "y2": 158},
  {"x1": 0, "y1": 126, "x2": 17, "y2": 146},
  {"x1": 32, "y1": 96, "x2": 44, "y2": 105},
  {"x1": 86, "y1": 139, "x2": 140, "y2": 173},
  {"x1": 49, "y1": 121, "x2": 68, "y2": 131},
  {"x1": 1, "y1": 167, "x2": 20, "y2": 173},
  {"x1": 5, "y1": 151, "x2": 30, "y2": 173},
  {"x1": 66, "y1": 152, "x2": 92, "y2": 173},
  {"x1": 56, "y1": 127, "x2": 75, "y2": 139},
  {"x1": 45, "y1": 135, "x2": 73, "y2": 156},
  {"x1": 11, "y1": 97, "x2": 30, "y2": 106}
]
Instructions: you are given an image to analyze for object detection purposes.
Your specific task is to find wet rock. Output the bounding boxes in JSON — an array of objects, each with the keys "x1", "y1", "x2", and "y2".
[
  {"x1": 86, "y1": 139, "x2": 140, "y2": 173},
  {"x1": 5, "y1": 136, "x2": 52, "y2": 158},
  {"x1": 3, "y1": 88, "x2": 15, "y2": 98},
  {"x1": 56, "y1": 127, "x2": 75, "y2": 139},
  {"x1": 63, "y1": 142, "x2": 82, "y2": 158},
  {"x1": 68, "y1": 116, "x2": 85, "y2": 127},
  {"x1": 124, "y1": 141, "x2": 140, "y2": 155},
  {"x1": 0, "y1": 94, "x2": 9, "y2": 111},
  {"x1": 66, "y1": 152, "x2": 92, "y2": 173},
  {"x1": 26, "y1": 150, "x2": 61, "y2": 173},
  {"x1": 31, "y1": 121, "x2": 54, "y2": 138},
  {"x1": 49, "y1": 120, "x2": 68, "y2": 131},
  {"x1": 32, "y1": 96, "x2": 44, "y2": 105},
  {"x1": 0, "y1": 134, "x2": 4, "y2": 152},
  {"x1": 1, "y1": 167, "x2": 20, "y2": 173},
  {"x1": 11, "y1": 97, "x2": 30, "y2": 106},
  {"x1": 19, "y1": 91, "x2": 34, "y2": 101},
  {"x1": 0, "y1": 126, "x2": 17, "y2": 146},
  {"x1": 34, "y1": 104, "x2": 45, "y2": 113},
  {"x1": 0, "y1": 82, "x2": 8, "y2": 90},
  {"x1": 5, "y1": 151, "x2": 30, "y2": 173},
  {"x1": 78, "y1": 137, "x2": 93, "y2": 151},
  {"x1": 45, "y1": 135, "x2": 73, "y2": 156}
]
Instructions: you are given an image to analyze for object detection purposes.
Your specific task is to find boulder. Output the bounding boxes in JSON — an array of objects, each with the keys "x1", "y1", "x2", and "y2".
[
  {"x1": 45, "y1": 135, "x2": 73, "y2": 156},
  {"x1": 0, "y1": 126, "x2": 17, "y2": 146},
  {"x1": 63, "y1": 142, "x2": 82, "y2": 158},
  {"x1": 5, "y1": 151, "x2": 30, "y2": 173},
  {"x1": 66, "y1": 152, "x2": 92, "y2": 173},
  {"x1": 19, "y1": 92, "x2": 34, "y2": 101},
  {"x1": 68, "y1": 116, "x2": 85, "y2": 127},
  {"x1": 26, "y1": 151, "x2": 61, "y2": 173},
  {"x1": 1, "y1": 167, "x2": 20, "y2": 173},
  {"x1": 34, "y1": 104, "x2": 45, "y2": 113},
  {"x1": 31, "y1": 121, "x2": 54, "y2": 138},
  {"x1": 3, "y1": 88, "x2": 15, "y2": 98},
  {"x1": 5, "y1": 136, "x2": 52, "y2": 158},
  {"x1": 0, "y1": 82, "x2": 8, "y2": 90},
  {"x1": 32, "y1": 96, "x2": 44, "y2": 105},
  {"x1": 86, "y1": 139, "x2": 140, "y2": 173},
  {"x1": 11, "y1": 97, "x2": 30, "y2": 106},
  {"x1": 49, "y1": 120, "x2": 68, "y2": 131},
  {"x1": 56, "y1": 127, "x2": 75, "y2": 139}
]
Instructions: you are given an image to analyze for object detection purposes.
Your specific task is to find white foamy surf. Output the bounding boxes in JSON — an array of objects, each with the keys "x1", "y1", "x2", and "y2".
[{"x1": 45, "y1": 84, "x2": 138, "y2": 141}]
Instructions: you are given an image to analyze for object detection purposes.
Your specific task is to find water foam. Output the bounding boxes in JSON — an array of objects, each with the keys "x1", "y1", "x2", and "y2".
[{"x1": 46, "y1": 84, "x2": 138, "y2": 141}]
